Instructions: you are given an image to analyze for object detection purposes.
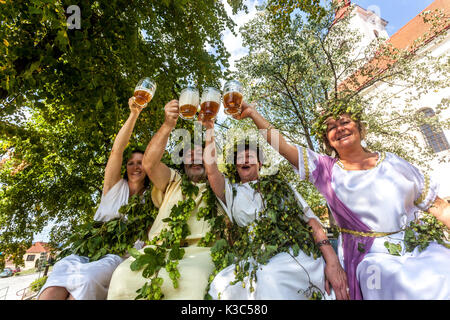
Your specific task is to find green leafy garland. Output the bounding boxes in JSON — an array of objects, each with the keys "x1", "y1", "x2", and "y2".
[
  {"x1": 129, "y1": 173, "x2": 228, "y2": 300},
  {"x1": 311, "y1": 99, "x2": 364, "y2": 143},
  {"x1": 206, "y1": 168, "x2": 324, "y2": 299},
  {"x1": 384, "y1": 213, "x2": 450, "y2": 256},
  {"x1": 58, "y1": 190, "x2": 158, "y2": 262}
]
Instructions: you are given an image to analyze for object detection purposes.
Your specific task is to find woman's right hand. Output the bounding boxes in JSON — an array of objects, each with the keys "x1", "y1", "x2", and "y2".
[
  {"x1": 129, "y1": 97, "x2": 145, "y2": 114},
  {"x1": 232, "y1": 101, "x2": 257, "y2": 120},
  {"x1": 164, "y1": 99, "x2": 179, "y2": 129}
]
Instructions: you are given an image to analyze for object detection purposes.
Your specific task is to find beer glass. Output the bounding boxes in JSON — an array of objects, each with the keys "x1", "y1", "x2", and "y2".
[
  {"x1": 222, "y1": 80, "x2": 243, "y2": 116},
  {"x1": 199, "y1": 87, "x2": 221, "y2": 121},
  {"x1": 134, "y1": 77, "x2": 156, "y2": 107},
  {"x1": 179, "y1": 87, "x2": 199, "y2": 120}
]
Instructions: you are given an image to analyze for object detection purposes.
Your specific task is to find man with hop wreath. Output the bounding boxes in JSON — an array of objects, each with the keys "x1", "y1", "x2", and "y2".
[{"x1": 107, "y1": 99, "x2": 226, "y2": 300}]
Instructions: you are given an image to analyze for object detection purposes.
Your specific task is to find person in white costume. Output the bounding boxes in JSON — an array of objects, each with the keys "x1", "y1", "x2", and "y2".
[
  {"x1": 107, "y1": 99, "x2": 216, "y2": 300},
  {"x1": 38, "y1": 97, "x2": 149, "y2": 300},
  {"x1": 234, "y1": 100, "x2": 450, "y2": 300},
  {"x1": 201, "y1": 118, "x2": 349, "y2": 300}
]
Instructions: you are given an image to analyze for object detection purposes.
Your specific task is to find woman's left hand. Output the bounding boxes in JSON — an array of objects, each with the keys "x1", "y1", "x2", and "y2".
[{"x1": 324, "y1": 260, "x2": 350, "y2": 300}]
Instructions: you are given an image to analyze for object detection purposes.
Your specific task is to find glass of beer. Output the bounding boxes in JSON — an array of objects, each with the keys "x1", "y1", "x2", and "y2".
[
  {"x1": 179, "y1": 87, "x2": 199, "y2": 120},
  {"x1": 223, "y1": 80, "x2": 243, "y2": 116},
  {"x1": 199, "y1": 87, "x2": 221, "y2": 121},
  {"x1": 134, "y1": 77, "x2": 156, "y2": 107}
]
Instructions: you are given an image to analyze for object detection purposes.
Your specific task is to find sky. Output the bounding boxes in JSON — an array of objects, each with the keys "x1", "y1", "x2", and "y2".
[
  {"x1": 222, "y1": 0, "x2": 436, "y2": 73},
  {"x1": 351, "y1": 0, "x2": 435, "y2": 36},
  {"x1": 214, "y1": 0, "x2": 437, "y2": 122},
  {"x1": 32, "y1": 0, "x2": 438, "y2": 243}
]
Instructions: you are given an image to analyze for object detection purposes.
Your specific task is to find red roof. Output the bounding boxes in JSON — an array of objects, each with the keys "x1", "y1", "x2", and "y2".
[
  {"x1": 26, "y1": 242, "x2": 52, "y2": 254},
  {"x1": 337, "y1": 0, "x2": 450, "y2": 92}
]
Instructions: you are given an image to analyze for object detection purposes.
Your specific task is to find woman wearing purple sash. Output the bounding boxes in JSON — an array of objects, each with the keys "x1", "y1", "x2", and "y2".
[{"x1": 233, "y1": 100, "x2": 450, "y2": 300}]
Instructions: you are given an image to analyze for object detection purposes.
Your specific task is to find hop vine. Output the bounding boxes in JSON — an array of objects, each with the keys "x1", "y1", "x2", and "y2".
[{"x1": 57, "y1": 190, "x2": 157, "y2": 262}]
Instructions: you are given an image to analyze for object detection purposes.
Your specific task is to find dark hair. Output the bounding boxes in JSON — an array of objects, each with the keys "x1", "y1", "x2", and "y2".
[
  {"x1": 231, "y1": 139, "x2": 264, "y2": 165},
  {"x1": 177, "y1": 141, "x2": 206, "y2": 160},
  {"x1": 123, "y1": 149, "x2": 150, "y2": 188}
]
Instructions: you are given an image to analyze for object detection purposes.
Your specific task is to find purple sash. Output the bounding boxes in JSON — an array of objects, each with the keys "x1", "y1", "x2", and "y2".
[{"x1": 312, "y1": 155, "x2": 375, "y2": 300}]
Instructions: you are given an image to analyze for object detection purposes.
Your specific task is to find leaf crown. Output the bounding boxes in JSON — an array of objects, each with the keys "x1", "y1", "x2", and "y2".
[{"x1": 311, "y1": 98, "x2": 365, "y2": 143}]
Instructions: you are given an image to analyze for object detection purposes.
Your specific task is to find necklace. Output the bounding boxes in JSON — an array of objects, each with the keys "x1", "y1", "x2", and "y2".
[{"x1": 336, "y1": 151, "x2": 385, "y2": 170}]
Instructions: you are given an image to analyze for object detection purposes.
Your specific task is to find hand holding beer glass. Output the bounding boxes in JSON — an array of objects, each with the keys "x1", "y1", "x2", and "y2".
[
  {"x1": 198, "y1": 87, "x2": 221, "y2": 121},
  {"x1": 179, "y1": 87, "x2": 199, "y2": 120},
  {"x1": 223, "y1": 80, "x2": 243, "y2": 116},
  {"x1": 133, "y1": 77, "x2": 157, "y2": 107}
]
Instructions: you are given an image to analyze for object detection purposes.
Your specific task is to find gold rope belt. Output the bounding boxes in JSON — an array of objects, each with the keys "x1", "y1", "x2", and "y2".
[{"x1": 338, "y1": 227, "x2": 401, "y2": 238}]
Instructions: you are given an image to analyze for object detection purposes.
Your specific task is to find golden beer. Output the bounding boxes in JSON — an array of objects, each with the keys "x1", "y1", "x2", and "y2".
[
  {"x1": 134, "y1": 77, "x2": 156, "y2": 107},
  {"x1": 223, "y1": 91, "x2": 243, "y2": 115},
  {"x1": 199, "y1": 101, "x2": 220, "y2": 121},
  {"x1": 179, "y1": 87, "x2": 199, "y2": 120},
  {"x1": 180, "y1": 104, "x2": 198, "y2": 119},
  {"x1": 134, "y1": 88, "x2": 153, "y2": 106},
  {"x1": 222, "y1": 80, "x2": 243, "y2": 116},
  {"x1": 199, "y1": 87, "x2": 221, "y2": 121}
]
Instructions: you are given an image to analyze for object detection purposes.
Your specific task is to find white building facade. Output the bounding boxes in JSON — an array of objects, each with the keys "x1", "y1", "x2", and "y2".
[{"x1": 341, "y1": 1, "x2": 450, "y2": 200}]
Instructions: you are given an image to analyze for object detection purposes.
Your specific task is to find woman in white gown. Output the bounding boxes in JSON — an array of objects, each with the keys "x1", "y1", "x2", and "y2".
[
  {"x1": 201, "y1": 119, "x2": 349, "y2": 300},
  {"x1": 234, "y1": 100, "x2": 450, "y2": 300},
  {"x1": 38, "y1": 97, "x2": 149, "y2": 300}
]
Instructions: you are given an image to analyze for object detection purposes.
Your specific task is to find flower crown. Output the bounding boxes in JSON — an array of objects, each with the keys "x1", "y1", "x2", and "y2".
[{"x1": 311, "y1": 99, "x2": 365, "y2": 142}]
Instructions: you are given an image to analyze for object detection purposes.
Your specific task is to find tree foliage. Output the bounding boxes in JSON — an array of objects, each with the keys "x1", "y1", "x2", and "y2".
[
  {"x1": 266, "y1": 0, "x2": 328, "y2": 26},
  {"x1": 222, "y1": 1, "x2": 449, "y2": 226},
  {"x1": 234, "y1": 2, "x2": 449, "y2": 164},
  {"x1": 0, "y1": 0, "x2": 245, "y2": 264}
]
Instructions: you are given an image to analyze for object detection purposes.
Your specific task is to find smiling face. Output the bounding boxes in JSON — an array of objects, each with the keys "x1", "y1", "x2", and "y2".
[
  {"x1": 236, "y1": 148, "x2": 261, "y2": 183},
  {"x1": 126, "y1": 152, "x2": 146, "y2": 184},
  {"x1": 183, "y1": 145, "x2": 206, "y2": 183},
  {"x1": 325, "y1": 113, "x2": 363, "y2": 153}
]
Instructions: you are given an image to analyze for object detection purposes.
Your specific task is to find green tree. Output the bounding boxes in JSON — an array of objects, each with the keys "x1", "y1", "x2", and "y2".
[
  {"x1": 266, "y1": 0, "x2": 328, "y2": 25},
  {"x1": 221, "y1": 2, "x2": 449, "y2": 225},
  {"x1": 234, "y1": 2, "x2": 449, "y2": 165},
  {"x1": 0, "y1": 0, "x2": 245, "y2": 264}
]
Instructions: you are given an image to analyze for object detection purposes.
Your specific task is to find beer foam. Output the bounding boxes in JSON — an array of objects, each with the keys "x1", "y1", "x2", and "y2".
[
  {"x1": 135, "y1": 86, "x2": 154, "y2": 94},
  {"x1": 223, "y1": 80, "x2": 242, "y2": 93},
  {"x1": 201, "y1": 87, "x2": 221, "y2": 103},
  {"x1": 179, "y1": 89, "x2": 199, "y2": 106}
]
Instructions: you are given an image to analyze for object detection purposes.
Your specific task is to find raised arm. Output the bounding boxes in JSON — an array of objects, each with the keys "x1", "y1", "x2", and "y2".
[
  {"x1": 103, "y1": 97, "x2": 143, "y2": 195},
  {"x1": 142, "y1": 99, "x2": 178, "y2": 191},
  {"x1": 202, "y1": 120, "x2": 226, "y2": 204},
  {"x1": 234, "y1": 102, "x2": 300, "y2": 170}
]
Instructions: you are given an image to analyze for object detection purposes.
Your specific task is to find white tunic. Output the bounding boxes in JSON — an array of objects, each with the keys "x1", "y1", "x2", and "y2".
[
  {"x1": 208, "y1": 177, "x2": 335, "y2": 300},
  {"x1": 37, "y1": 179, "x2": 132, "y2": 300},
  {"x1": 294, "y1": 145, "x2": 450, "y2": 299}
]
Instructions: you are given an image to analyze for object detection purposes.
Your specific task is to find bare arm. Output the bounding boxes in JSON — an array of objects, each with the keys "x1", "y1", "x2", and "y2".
[
  {"x1": 142, "y1": 100, "x2": 178, "y2": 191},
  {"x1": 234, "y1": 101, "x2": 300, "y2": 170},
  {"x1": 103, "y1": 97, "x2": 143, "y2": 195},
  {"x1": 202, "y1": 120, "x2": 226, "y2": 204},
  {"x1": 427, "y1": 196, "x2": 450, "y2": 229},
  {"x1": 308, "y1": 218, "x2": 349, "y2": 300}
]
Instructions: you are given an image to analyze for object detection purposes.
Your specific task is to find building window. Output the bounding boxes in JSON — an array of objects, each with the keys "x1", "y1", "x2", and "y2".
[
  {"x1": 419, "y1": 108, "x2": 450, "y2": 153},
  {"x1": 26, "y1": 255, "x2": 35, "y2": 261},
  {"x1": 373, "y1": 30, "x2": 379, "y2": 38}
]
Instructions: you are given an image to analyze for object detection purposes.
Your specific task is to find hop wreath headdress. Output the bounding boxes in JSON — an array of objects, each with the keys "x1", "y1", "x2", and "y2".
[
  {"x1": 224, "y1": 138, "x2": 264, "y2": 184},
  {"x1": 311, "y1": 97, "x2": 366, "y2": 143}
]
